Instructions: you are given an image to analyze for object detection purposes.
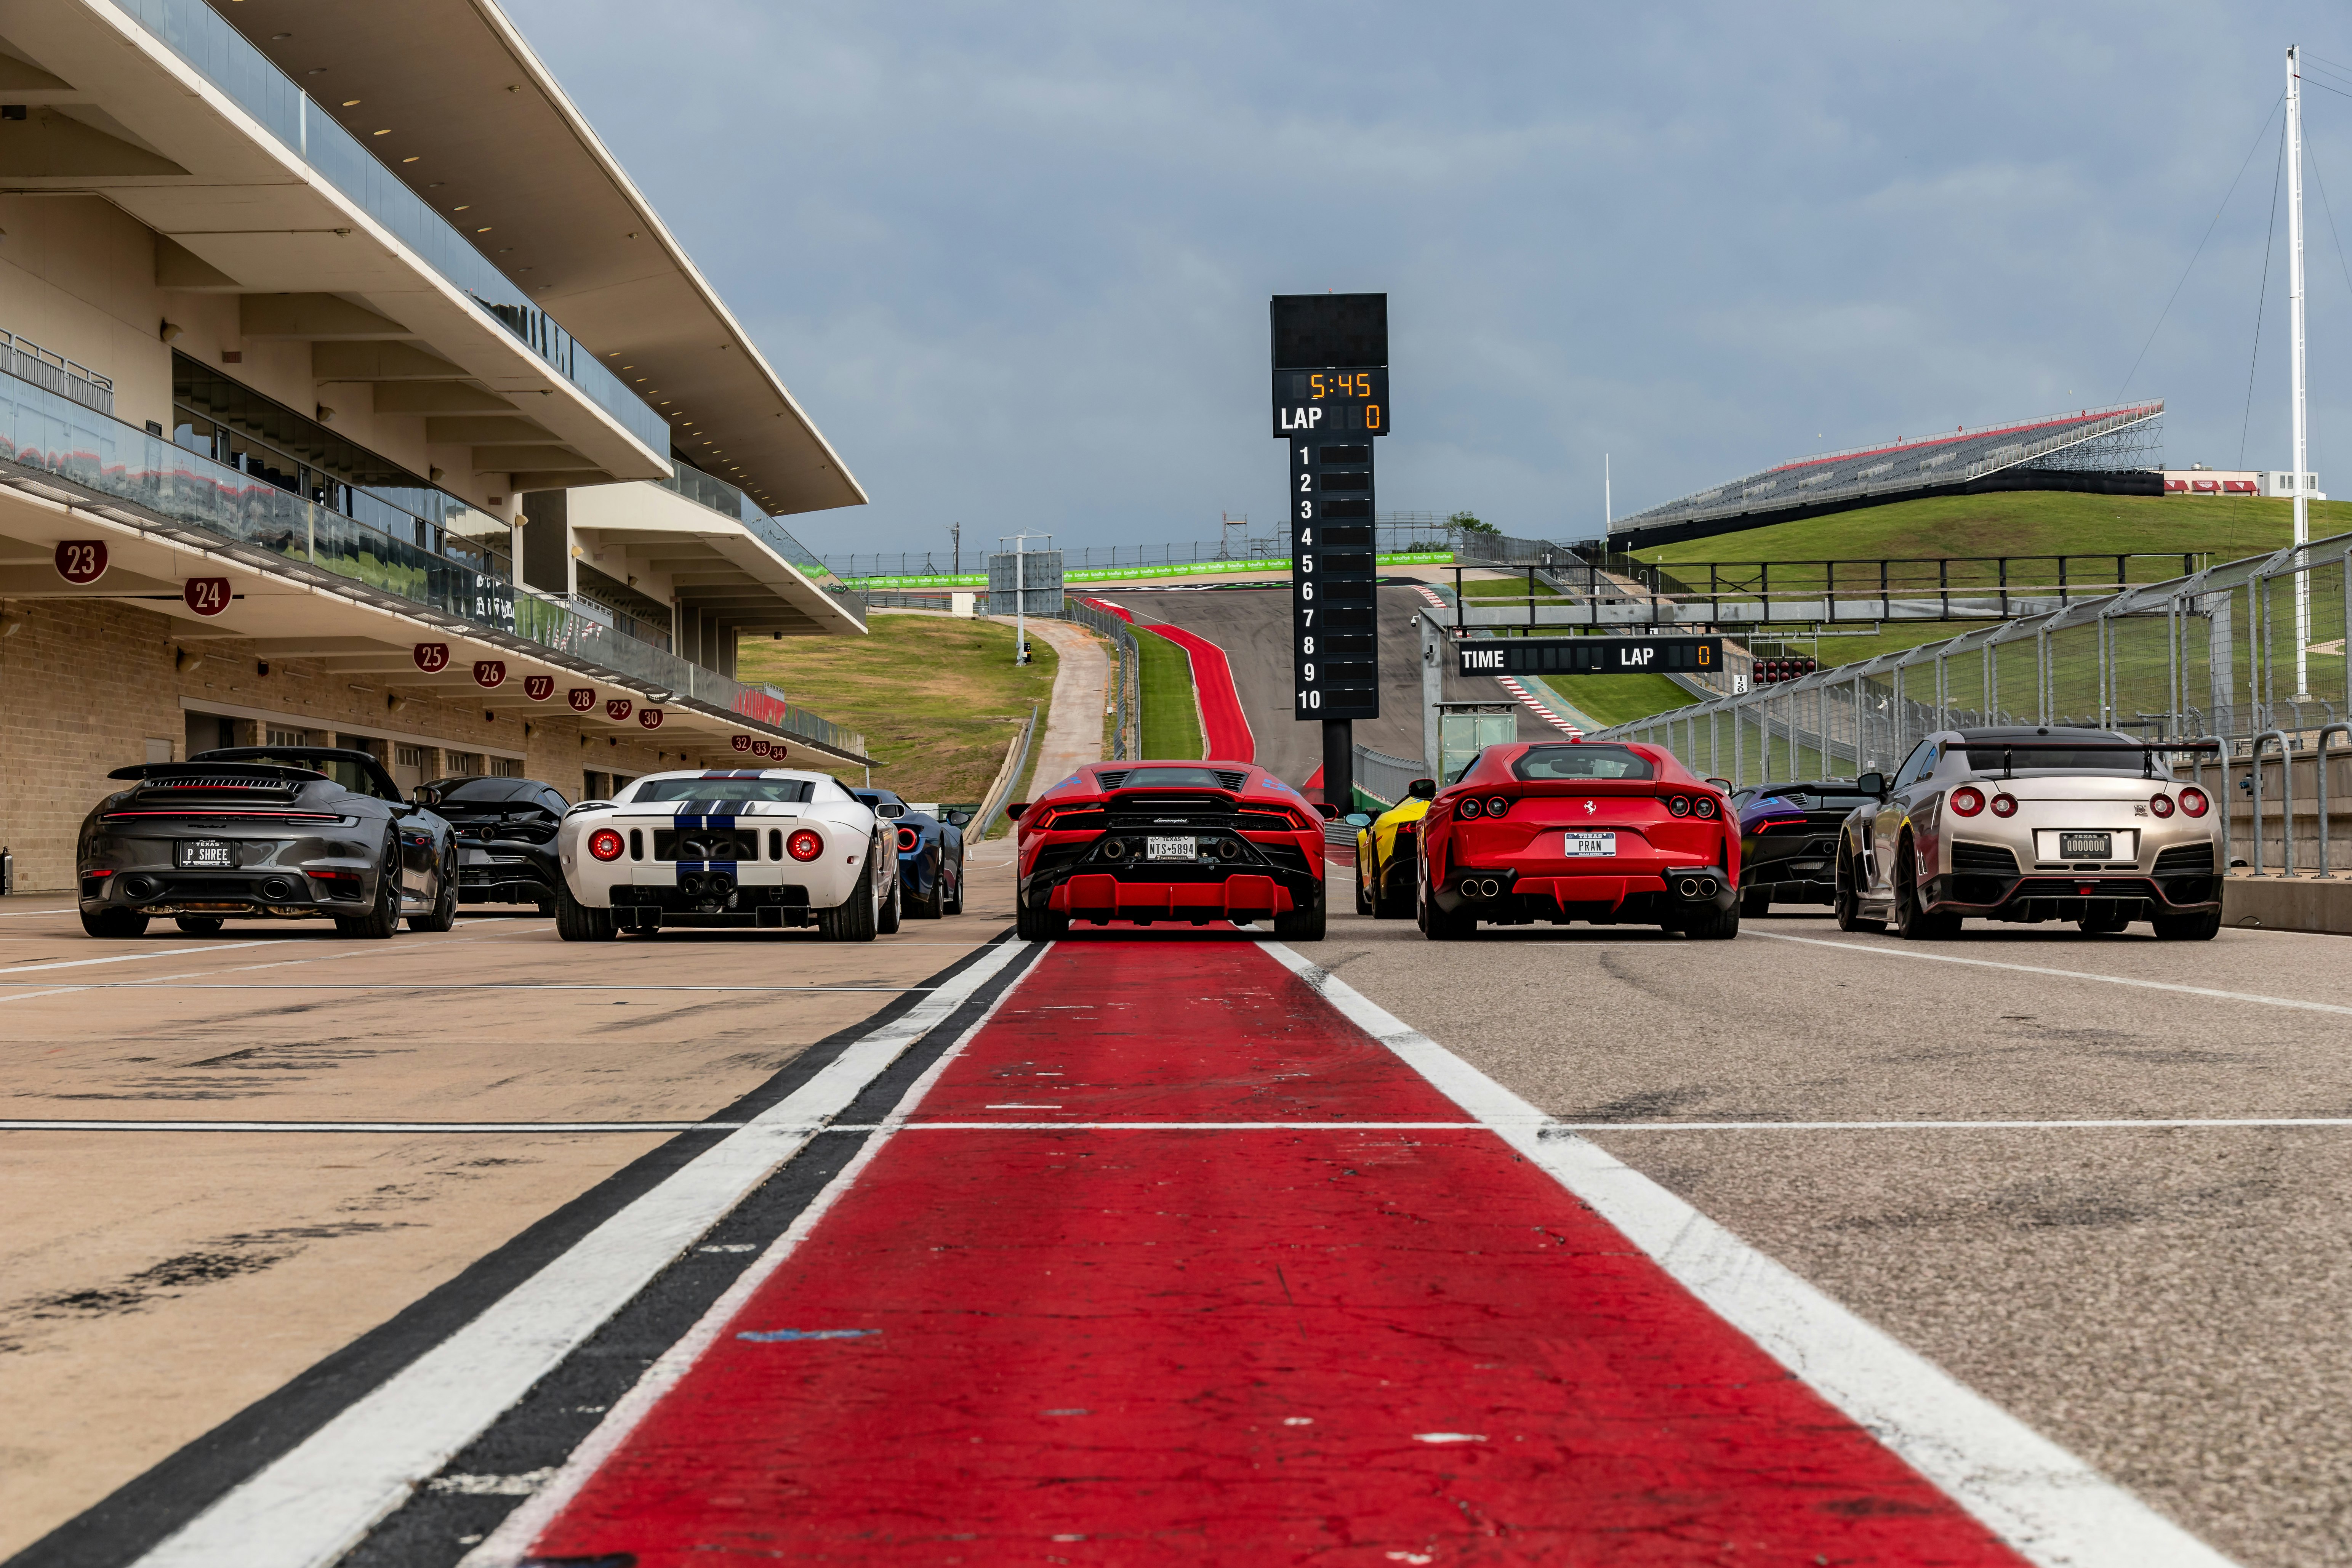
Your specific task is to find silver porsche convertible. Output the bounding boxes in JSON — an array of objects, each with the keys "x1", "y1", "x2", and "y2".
[{"x1": 1834, "y1": 727, "x2": 2222, "y2": 940}]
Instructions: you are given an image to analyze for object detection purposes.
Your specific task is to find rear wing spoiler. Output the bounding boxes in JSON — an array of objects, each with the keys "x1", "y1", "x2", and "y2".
[
  {"x1": 106, "y1": 762, "x2": 325, "y2": 783},
  {"x1": 1963, "y1": 739, "x2": 2220, "y2": 780}
]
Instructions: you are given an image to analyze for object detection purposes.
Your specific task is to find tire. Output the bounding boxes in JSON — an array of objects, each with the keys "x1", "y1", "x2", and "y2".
[
  {"x1": 554, "y1": 878, "x2": 616, "y2": 942},
  {"x1": 818, "y1": 854, "x2": 880, "y2": 942},
  {"x1": 1680, "y1": 904, "x2": 1741, "y2": 940},
  {"x1": 906, "y1": 868, "x2": 944, "y2": 921},
  {"x1": 1417, "y1": 870, "x2": 1474, "y2": 941},
  {"x1": 174, "y1": 916, "x2": 226, "y2": 936},
  {"x1": 2076, "y1": 913, "x2": 2130, "y2": 935},
  {"x1": 1373, "y1": 861, "x2": 1413, "y2": 920},
  {"x1": 532, "y1": 893, "x2": 557, "y2": 919},
  {"x1": 1891, "y1": 837, "x2": 1958, "y2": 940},
  {"x1": 946, "y1": 856, "x2": 965, "y2": 916},
  {"x1": 1835, "y1": 847, "x2": 1883, "y2": 933},
  {"x1": 82, "y1": 908, "x2": 149, "y2": 940},
  {"x1": 1274, "y1": 891, "x2": 1326, "y2": 942},
  {"x1": 2153, "y1": 908, "x2": 2222, "y2": 941},
  {"x1": 1015, "y1": 890, "x2": 1068, "y2": 941},
  {"x1": 335, "y1": 839, "x2": 403, "y2": 940},
  {"x1": 1354, "y1": 855, "x2": 1374, "y2": 915},
  {"x1": 409, "y1": 848, "x2": 458, "y2": 933},
  {"x1": 877, "y1": 870, "x2": 902, "y2": 934},
  {"x1": 1740, "y1": 884, "x2": 1771, "y2": 919}
]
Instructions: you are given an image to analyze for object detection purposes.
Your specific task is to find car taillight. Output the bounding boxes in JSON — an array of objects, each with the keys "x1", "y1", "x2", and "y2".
[
  {"x1": 897, "y1": 826, "x2": 920, "y2": 852},
  {"x1": 1694, "y1": 796, "x2": 1717, "y2": 818},
  {"x1": 787, "y1": 829, "x2": 824, "y2": 862},
  {"x1": 2179, "y1": 786, "x2": 2210, "y2": 817},
  {"x1": 587, "y1": 828, "x2": 624, "y2": 862},
  {"x1": 1666, "y1": 795, "x2": 1690, "y2": 817},
  {"x1": 1990, "y1": 793, "x2": 2018, "y2": 818},
  {"x1": 1485, "y1": 796, "x2": 1509, "y2": 817},
  {"x1": 1458, "y1": 799, "x2": 1482, "y2": 819},
  {"x1": 1027, "y1": 807, "x2": 1054, "y2": 830},
  {"x1": 2149, "y1": 793, "x2": 2175, "y2": 818},
  {"x1": 1949, "y1": 786, "x2": 1985, "y2": 817}
]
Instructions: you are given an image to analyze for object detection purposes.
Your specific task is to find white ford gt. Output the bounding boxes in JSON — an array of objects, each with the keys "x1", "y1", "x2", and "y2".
[{"x1": 554, "y1": 769, "x2": 899, "y2": 941}]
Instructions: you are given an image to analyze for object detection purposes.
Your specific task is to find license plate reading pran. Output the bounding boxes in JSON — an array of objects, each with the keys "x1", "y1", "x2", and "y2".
[
  {"x1": 1146, "y1": 835, "x2": 1196, "y2": 861},
  {"x1": 2061, "y1": 832, "x2": 2112, "y2": 858},
  {"x1": 1564, "y1": 831, "x2": 1617, "y2": 857},
  {"x1": 176, "y1": 839, "x2": 234, "y2": 869}
]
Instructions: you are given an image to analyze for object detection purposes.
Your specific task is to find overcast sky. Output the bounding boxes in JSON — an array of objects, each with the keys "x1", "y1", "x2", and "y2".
[{"x1": 507, "y1": 1, "x2": 2352, "y2": 561}]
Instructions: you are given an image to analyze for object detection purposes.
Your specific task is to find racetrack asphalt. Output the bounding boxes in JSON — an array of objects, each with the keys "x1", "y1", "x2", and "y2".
[{"x1": 6, "y1": 855, "x2": 2348, "y2": 1565}]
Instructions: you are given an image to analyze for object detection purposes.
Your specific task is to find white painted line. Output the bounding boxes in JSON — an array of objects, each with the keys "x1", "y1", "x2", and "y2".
[
  {"x1": 133, "y1": 940, "x2": 1034, "y2": 1568},
  {"x1": 1258, "y1": 942, "x2": 2238, "y2": 1568},
  {"x1": 0, "y1": 939, "x2": 287, "y2": 981},
  {"x1": 1752, "y1": 929, "x2": 2352, "y2": 1019},
  {"x1": 461, "y1": 939, "x2": 1036, "y2": 1568}
]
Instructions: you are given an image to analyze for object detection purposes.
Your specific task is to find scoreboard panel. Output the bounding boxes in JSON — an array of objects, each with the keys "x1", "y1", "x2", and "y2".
[
  {"x1": 1456, "y1": 636, "x2": 1724, "y2": 679},
  {"x1": 1272, "y1": 293, "x2": 1387, "y2": 725}
]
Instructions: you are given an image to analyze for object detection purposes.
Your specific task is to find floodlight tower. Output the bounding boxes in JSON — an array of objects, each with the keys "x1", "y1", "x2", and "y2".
[{"x1": 2290, "y1": 43, "x2": 2313, "y2": 699}]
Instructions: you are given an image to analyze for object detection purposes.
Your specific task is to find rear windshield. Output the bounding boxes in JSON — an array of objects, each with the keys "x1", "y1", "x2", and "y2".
[
  {"x1": 1751, "y1": 789, "x2": 1878, "y2": 810},
  {"x1": 1958, "y1": 743, "x2": 2153, "y2": 776},
  {"x1": 628, "y1": 777, "x2": 815, "y2": 803},
  {"x1": 1513, "y1": 744, "x2": 1655, "y2": 781},
  {"x1": 218, "y1": 752, "x2": 399, "y2": 799},
  {"x1": 1111, "y1": 767, "x2": 1231, "y2": 789},
  {"x1": 432, "y1": 778, "x2": 543, "y2": 804}
]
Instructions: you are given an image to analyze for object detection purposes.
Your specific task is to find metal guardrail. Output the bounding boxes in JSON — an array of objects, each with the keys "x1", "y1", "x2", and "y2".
[
  {"x1": 972, "y1": 703, "x2": 1040, "y2": 840},
  {"x1": 1353, "y1": 743, "x2": 1428, "y2": 807},
  {"x1": 1593, "y1": 529, "x2": 2352, "y2": 874}
]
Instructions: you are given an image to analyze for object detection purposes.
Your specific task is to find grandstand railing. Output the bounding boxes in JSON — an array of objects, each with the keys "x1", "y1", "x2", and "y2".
[{"x1": 1586, "y1": 530, "x2": 2352, "y2": 874}]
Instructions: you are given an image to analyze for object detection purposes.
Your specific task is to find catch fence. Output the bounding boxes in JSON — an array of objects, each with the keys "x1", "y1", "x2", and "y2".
[{"x1": 1593, "y1": 531, "x2": 2352, "y2": 874}]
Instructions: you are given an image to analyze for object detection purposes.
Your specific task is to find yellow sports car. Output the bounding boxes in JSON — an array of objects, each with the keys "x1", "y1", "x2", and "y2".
[{"x1": 1354, "y1": 780, "x2": 1436, "y2": 918}]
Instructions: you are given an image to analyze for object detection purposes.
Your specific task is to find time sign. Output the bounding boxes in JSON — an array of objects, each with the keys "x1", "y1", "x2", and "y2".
[
  {"x1": 1457, "y1": 636, "x2": 1724, "y2": 678},
  {"x1": 1273, "y1": 293, "x2": 1388, "y2": 724}
]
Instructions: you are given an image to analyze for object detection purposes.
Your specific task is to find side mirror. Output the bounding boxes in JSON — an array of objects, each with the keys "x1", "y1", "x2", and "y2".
[
  {"x1": 1856, "y1": 771, "x2": 1887, "y2": 798},
  {"x1": 876, "y1": 802, "x2": 908, "y2": 820},
  {"x1": 411, "y1": 787, "x2": 438, "y2": 806},
  {"x1": 1407, "y1": 778, "x2": 1437, "y2": 800},
  {"x1": 1313, "y1": 801, "x2": 1340, "y2": 820},
  {"x1": 1705, "y1": 778, "x2": 1732, "y2": 792},
  {"x1": 1343, "y1": 812, "x2": 1374, "y2": 828},
  {"x1": 948, "y1": 811, "x2": 971, "y2": 826},
  {"x1": 1007, "y1": 802, "x2": 1027, "y2": 820}
]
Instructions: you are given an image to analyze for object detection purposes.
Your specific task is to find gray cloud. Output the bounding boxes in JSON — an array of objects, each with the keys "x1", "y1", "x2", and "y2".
[{"x1": 506, "y1": 0, "x2": 2352, "y2": 554}]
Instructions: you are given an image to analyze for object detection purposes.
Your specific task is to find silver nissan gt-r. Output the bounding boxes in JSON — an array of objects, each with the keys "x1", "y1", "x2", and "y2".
[{"x1": 1834, "y1": 726, "x2": 2222, "y2": 940}]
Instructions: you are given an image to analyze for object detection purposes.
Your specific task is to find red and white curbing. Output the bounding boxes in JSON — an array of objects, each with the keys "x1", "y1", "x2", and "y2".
[{"x1": 1413, "y1": 584, "x2": 1581, "y2": 737}]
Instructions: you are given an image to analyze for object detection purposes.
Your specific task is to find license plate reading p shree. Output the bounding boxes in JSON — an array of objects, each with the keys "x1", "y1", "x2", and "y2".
[
  {"x1": 2061, "y1": 832, "x2": 2112, "y2": 858},
  {"x1": 1146, "y1": 836, "x2": 1196, "y2": 861},
  {"x1": 1564, "y1": 831, "x2": 1617, "y2": 857},
  {"x1": 176, "y1": 839, "x2": 234, "y2": 868}
]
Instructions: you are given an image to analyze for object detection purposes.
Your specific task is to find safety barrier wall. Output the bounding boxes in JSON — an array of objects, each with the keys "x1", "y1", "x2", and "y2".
[{"x1": 1591, "y1": 531, "x2": 2352, "y2": 874}]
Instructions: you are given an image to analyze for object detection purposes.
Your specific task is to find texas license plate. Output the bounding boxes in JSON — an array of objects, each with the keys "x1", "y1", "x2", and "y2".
[
  {"x1": 175, "y1": 839, "x2": 234, "y2": 869},
  {"x1": 1563, "y1": 831, "x2": 1617, "y2": 857},
  {"x1": 2061, "y1": 832, "x2": 2112, "y2": 859},
  {"x1": 1146, "y1": 835, "x2": 1196, "y2": 861}
]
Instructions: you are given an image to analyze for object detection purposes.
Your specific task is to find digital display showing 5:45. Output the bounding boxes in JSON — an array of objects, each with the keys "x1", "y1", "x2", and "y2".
[{"x1": 1270, "y1": 367, "x2": 1389, "y2": 437}]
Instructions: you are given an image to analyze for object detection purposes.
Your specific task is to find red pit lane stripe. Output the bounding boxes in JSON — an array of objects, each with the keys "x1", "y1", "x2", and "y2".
[
  {"x1": 1134, "y1": 622, "x2": 1254, "y2": 762},
  {"x1": 498, "y1": 941, "x2": 2045, "y2": 1567}
]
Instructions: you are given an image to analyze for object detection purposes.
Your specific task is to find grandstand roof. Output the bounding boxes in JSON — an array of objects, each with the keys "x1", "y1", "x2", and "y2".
[{"x1": 1610, "y1": 400, "x2": 2164, "y2": 541}]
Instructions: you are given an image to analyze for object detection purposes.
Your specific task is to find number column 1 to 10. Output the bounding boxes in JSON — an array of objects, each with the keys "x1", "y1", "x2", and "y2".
[{"x1": 1291, "y1": 436, "x2": 1379, "y2": 720}]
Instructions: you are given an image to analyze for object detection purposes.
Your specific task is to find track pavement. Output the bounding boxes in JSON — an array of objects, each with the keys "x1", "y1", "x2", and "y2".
[{"x1": 8, "y1": 862, "x2": 2348, "y2": 1565}]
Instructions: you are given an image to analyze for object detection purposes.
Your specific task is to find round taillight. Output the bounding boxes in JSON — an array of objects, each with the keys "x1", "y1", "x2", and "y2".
[
  {"x1": 1667, "y1": 795, "x2": 1690, "y2": 817},
  {"x1": 1694, "y1": 795, "x2": 1717, "y2": 818},
  {"x1": 587, "y1": 828, "x2": 624, "y2": 862},
  {"x1": 2179, "y1": 786, "x2": 2210, "y2": 817},
  {"x1": 2149, "y1": 793, "x2": 2175, "y2": 818},
  {"x1": 787, "y1": 828, "x2": 824, "y2": 862},
  {"x1": 1459, "y1": 799, "x2": 1483, "y2": 819},
  {"x1": 1949, "y1": 786, "x2": 1985, "y2": 817},
  {"x1": 897, "y1": 826, "x2": 920, "y2": 852},
  {"x1": 1486, "y1": 795, "x2": 1510, "y2": 817},
  {"x1": 1991, "y1": 793, "x2": 2018, "y2": 818}
]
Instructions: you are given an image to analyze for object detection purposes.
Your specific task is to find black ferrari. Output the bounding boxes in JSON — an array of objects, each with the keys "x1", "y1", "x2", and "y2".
[
  {"x1": 854, "y1": 788, "x2": 967, "y2": 919},
  {"x1": 418, "y1": 775, "x2": 569, "y2": 913},
  {"x1": 77, "y1": 746, "x2": 456, "y2": 940}
]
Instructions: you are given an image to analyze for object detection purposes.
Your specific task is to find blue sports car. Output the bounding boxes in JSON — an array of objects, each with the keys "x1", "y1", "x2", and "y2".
[{"x1": 854, "y1": 788, "x2": 968, "y2": 919}]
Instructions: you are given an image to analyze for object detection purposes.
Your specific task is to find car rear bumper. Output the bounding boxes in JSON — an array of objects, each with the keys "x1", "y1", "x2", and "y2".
[
  {"x1": 1044, "y1": 871, "x2": 1300, "y2": 923},
  {"x1": 79, "y1": 866, "x2": 376, "y2": 919},
  {"x1": 1928, "y1": 871, "x2": 2221, "y2": 919},
  {"x1": 1435, "y1": 862, "x2": 1735, "y2": 921}
]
